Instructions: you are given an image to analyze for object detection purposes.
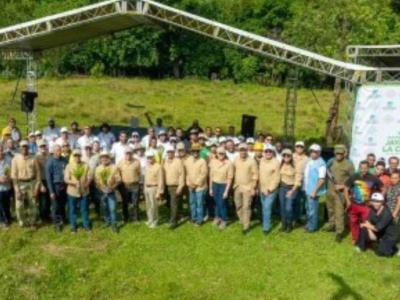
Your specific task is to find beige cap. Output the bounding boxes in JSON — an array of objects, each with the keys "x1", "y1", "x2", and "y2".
[
  {"x1": 99, "y1": 150, "x2": 110, "y2": 157},
  {"x1": 217, "y1": 146, "x2": 226, "y2": 154},
  {"x1": 72, "y1": 149, "x2": 82, "y2": 156},
  {"x1": 37, "y1": 139, "x2": 47, "y2": 147},
  {"x1": 176, "y1": 142, "x2": 186, "y2": 151},
  {"x1": 19, "y1": 140, "x2": 29, "y2": 147},
  {"x1": 238, "y1": 143, "x2": 248, "y2": 150},
  {"x1": 281, "y1": 148, "x2": 293, "y2": 156}
]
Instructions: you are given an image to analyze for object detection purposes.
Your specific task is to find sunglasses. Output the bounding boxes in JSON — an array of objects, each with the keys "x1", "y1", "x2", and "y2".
[
  {"x1": 283, "y1": 154, "x2": 292, "y2": 157},
  {"x1": 264, "y1": 150, "x2": 273, "y2": 153}
]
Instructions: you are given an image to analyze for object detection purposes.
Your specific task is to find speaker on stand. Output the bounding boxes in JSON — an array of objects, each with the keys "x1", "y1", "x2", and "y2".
[{"x1": 241, "y1": 114, "x2": 257, "y2": 138}]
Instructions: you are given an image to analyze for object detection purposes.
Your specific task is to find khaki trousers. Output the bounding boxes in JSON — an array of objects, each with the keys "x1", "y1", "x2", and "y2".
[
  {"x1": 326, "y1": 185, "x2": 346, "y2": 234},
  {"x1": 15, "y1": 181, "x2": 38, "y2": 226},
  {"x1": 144, "y1": 186, "x2": 158, "y2": 226},
  {"x1": 234, "y1": 187, "x2": 253, "y2": 230}
]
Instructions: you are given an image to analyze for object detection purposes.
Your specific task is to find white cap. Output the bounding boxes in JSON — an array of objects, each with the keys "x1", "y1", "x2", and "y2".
[
  {"x1": 295, "y1": 141, "x2": 305, "y2": 147},
  {"x1": 263, "y1": 144, "x2": 275, "y2": 152},
  {"x1": 125, "y1": 146, "x2": 133, "y2": 153},
  {"x1": 92, "y1": 137, "x2": 100, "y2": 144},
  {"x1": 158, "y1": 130, "x2": 167, "y2": 136},
  {"x1": 309, "y1": 144, "x2": 321, "y2": 152},
  {"x1": 35, "y1": 130, "x2": 42, "y2": 135},
  {"x1": 219, "y1": 137, "x2": 227, "y2": 143},
  {"x1": 165, "y1": 144, "x2": 175, "y2": 153},
  {"x1": 28, "y1": 132, "x2": 35, "y2": 137},
  {"x1": 99, "y1": 150, "x2": 110, "y2": 157},
  {"x1": 60, "y1": 127, "x2": 69, "y2": 133},
  {"x1": 371, "y1": 192, "x2": 384, "y2": 202},
  {"x1": 246, "y1": 137, "x2": 255, "y2": 144},
  {"x1": 131, "y1": 131, "x2": 140, "y2": 137},
  {"x1": 19, "y1": 140, "x2": 29, "y2": 147},
  {"x1": 233, "y1": 138, "x2": 241, "y2": 145},
  {"x1": 145, "y1": 149, "x2": 156, "y2": 157}
]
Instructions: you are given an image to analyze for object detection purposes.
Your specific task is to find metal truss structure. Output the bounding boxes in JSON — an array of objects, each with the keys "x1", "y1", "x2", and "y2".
[
  {"x1": 347, "y1": 45, "x2": 400, "y2": 59},
  {"x1": 0, "y1": 0, "x2": 399, "y2": 85}
]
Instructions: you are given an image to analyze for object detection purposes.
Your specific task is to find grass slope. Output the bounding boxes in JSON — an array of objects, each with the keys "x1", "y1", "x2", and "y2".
[{"x1": 0, "y1": 77, "x2": 333, "y2": 140}]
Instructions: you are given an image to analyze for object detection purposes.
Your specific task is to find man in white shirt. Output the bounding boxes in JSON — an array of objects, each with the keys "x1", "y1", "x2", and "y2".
[
  {"x1": 97, "y1": 123, "x2": 116, "y2": 151},
  {"x1": 43, "y1": 118, "x2": 60, "y2": 144},
  {"x1": 141, "y1": 127, "x2": 156, "y2": 149},
  {"x1": 77, "y1": 126, "x2": 95, "y2": 150},
  {"x1": 225, "y1": 139, "x2": 238, "y2": 162},
  {"x1": 111, "y1": 131, "x2": 129, "y2": 164}
]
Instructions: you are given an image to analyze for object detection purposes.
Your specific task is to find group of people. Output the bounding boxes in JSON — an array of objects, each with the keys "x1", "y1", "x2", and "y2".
[{"x1": 0, "y1": 117, "x2": 399, "y2": 257}]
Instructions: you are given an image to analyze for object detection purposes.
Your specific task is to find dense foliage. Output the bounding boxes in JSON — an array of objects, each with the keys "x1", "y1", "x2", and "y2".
[{"x1": 1, "y1": 0, "x2": 400, "y2": 86}]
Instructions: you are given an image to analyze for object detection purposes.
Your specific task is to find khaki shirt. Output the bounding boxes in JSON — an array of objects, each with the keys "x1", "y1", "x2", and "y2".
[
  {"x1": 329, "y1": 159, "x2": 354, "y2": 185},
  {"x1": 163, "y1": 158, "x2": 185, "y2": 191},
  {"x1": 11, "y1": 154, "x2": 41, "y2": 182},
  {"x1": 94, "y1": 164, "x2": 121, "y2": 193},
  {"x1": 117, "y1": 159, "x2": 141, "y2": 187},
  {"x1": 144, "y1": 163, "x2": 164, "y2": 195},
  {"x1": 36, "y1": 153, "x2": 48, "y2": 181},
  {"x1": 233, "y1": 156, "x2": 259, "y2": 191},
  {"x1": 209, "y1": 158, "x2": 234, "y2": 184},
  {"x1": 64, "y1": 162, "x2": 90, "y2": 197},
  {"x1": 293, "y1": 153, "x2": 308, "y2": 177},
  {"x1": 259, "y1": 158, "x2": 280, "y2": 194},
  {"x1": 184, "y1": 156, "x2": 208, "y2": 191},
  {"x1": 280, "y1": 163, "x2": 302, "y2": 187}
]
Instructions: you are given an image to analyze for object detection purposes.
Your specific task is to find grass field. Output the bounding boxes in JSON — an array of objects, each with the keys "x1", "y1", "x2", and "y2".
[
  {"x1": 0, "y1": 77, "x2": 334, "y2": 141},
  {"x1": 0, "y1": 77, "x2": 398, "y2": 299}
]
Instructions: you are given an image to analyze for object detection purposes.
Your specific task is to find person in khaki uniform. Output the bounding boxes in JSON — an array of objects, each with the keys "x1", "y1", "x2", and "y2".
[
  {"x1": 163, "y1": 145, "x2": 185, "y2": 229},
  {"x1": 184, "y1": 143, "x2": 208, "y2": 226},
  {"x1": 259, "y1": 144, "x2": 280, "y2": 234},
  {"x1": 64, "y1": 149, "x2": 91, "y2": 233},
  {"x1": 36, "y1": 139, "x2": 50, "y2": 222},
  {"x1": 209, "y1": 147, "x2": 233, "y2": 230},
  {"x1": 233, "y1": 143, "x2": 259, "y2": 235},
  {"x1": 293, "y1": 141, "x2": 308, "y2": 224},
  {"x1": 117, "y1": 147, "x2": 141, "y2": 223},
  {"x1": 279, "y1": 149, "x2": 302, "y2": 233},
  {"x1": 95, "y1": 151, "x2": 121, "y2": 233},
  {"x1": 11, "y1": 140, "x2": 41, "y2": 228},
  {"x1": 144, "y1": 150, "x2": 164, "y2": 228},
  {"x1": 324, "y1": 145, "x2": 354, "y2": 242}
]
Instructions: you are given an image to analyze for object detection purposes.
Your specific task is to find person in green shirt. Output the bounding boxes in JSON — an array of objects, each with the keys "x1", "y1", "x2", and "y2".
[{"x1": 198, "y1": 134, "x2": 210, "y2": 160}]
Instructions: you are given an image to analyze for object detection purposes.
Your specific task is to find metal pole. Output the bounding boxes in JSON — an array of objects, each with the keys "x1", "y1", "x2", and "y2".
[{"x1": 26, "y1": 54, "x2": 38, "y2": 134}]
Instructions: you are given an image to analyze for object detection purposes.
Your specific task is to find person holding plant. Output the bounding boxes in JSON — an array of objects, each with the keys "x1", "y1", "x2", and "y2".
[
  {"x1": 64, "y1": 149, "x2": 91, "y2": 233},
  {"x1": 95, "y1": 151, "x2": 121, "y2": 233}
]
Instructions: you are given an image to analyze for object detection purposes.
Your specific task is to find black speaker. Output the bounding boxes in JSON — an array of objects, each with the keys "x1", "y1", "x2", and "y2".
[
  {"x1": 21, "y1": 91, "x2": 38, "y2": 113},
  {"x1": 241, "y1": 114, "x2": 257, "y2": 138}
]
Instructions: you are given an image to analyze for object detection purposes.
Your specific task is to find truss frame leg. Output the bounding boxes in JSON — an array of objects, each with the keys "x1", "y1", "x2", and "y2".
[{"x1": 26, "y1": 55, "x2": 38, "y2": 134}]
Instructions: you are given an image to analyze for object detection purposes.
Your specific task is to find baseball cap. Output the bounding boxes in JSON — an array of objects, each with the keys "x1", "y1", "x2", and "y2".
[
  {"x1": 165, "y1": 145, "x2": 175, "y2": 153},
  {"x1": 72, "y1": 149, "x2": 82, "y2": 156},
  {"x1": 238, "y1": 143, "x2": 248, "y2": 150},
  {"x1": 370, "y1": 192, "x2": 384, "y2": 202},
  {"x1": 131, "y1": 131, "x2": 140, "y2": 137},
  {"x1": 2, "y1": 127, "x2": 11, "y2": 136},
  {"x1": 92, "y1": 137, "x2": 100, "y2": 144},
  {"x1": 309, "y1": 144, "x2": 322, "y2": 152},
  {"x1": 133, "y1": 144, "x2": 144, "y2": 151},
  {"x1": 263, "y1": 144, "x2": 275, "y2": 152},
  {"x1": 282, "y1": 148, "x2": 293, "y2": 156},
  {"x1": 219, "y1": 137, "x2": 227, "y2": 143},
  {"x1": 99, "y1": 150, "x2": 110, "y2": 157},
  {"x1": 334, "y1": 145, "x2": 346, "y2": 154},
  {"x1": 145, "y1": 149, "x2": 156, "y2": 157},
  {"x1": 176, "y1": 142, "x2": 186, "y2": 151},
  {"x1": 191, "y1": 143, "x2": 201, "y2": 151},
  {"x1": 217, "y1": 146, "x2": 226, "y2": 154},
  {"x1": 37, "y1": 139, "x2": 47, "y2": 147},
  {"x1": 60, "y1": 127, "x2": 69, "y2": 133},
  {"x1": 295, "y1": 141, "x2": 305, "y2": 147},
  {"x1": 35, "y1": 130, "x2": 42, "y2": 136},
  {"x1": 158, "y1": 130, "x2": 167, "y2": 136},
  {"x1": 19, "y1": 140, "x2": 29, "y2": 147},
  {"x1": 233, "y1": 138, "x2": 241, "y2": 145},
  {"x1": 246, "y1": 137, "x2": 255, "y2": 144},
  {"x1": 253, "y1": 143, "x2": 264, "y2": 151},
  {"x1": 28, "y1": 132, "x2": 35, "y2": 137},
  {"x1": 125, "y1": 146, "x2": 133, "y2": 153}
]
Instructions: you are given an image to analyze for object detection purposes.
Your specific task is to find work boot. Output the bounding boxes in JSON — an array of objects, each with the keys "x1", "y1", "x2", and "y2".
[
  {"x1": 112, "y1": 224, "x2": 119, "y2": 233},
  {"x1": 242, "y1": 228, "x2": 250, "y2": 236},
  {"x1": 322, "y1": 224, "x2": 335, "y2": 232},
  {"x1": 219, "y1": 221, "x2": 226, "y2": 230},
  {"x1": 335, "y1": 233, "x2": 344, "y2": 243},
  {"x1": 279, "y1": 222, "x2": 286, "y2": 232}
]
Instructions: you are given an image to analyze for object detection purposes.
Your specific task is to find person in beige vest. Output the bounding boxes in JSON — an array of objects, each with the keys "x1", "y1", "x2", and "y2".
[
  {"x1": 209, "y1": 146, "x2": 233, "y2": 230},
  {"x1": 36, "y1": 139, "x2": 50, "y2": 222},
  {"x1": 184, "y1": 143, "x2": 208, "y2": 226},
  {"x1": 233, "y1": 143, "x2": 259, "y2": 235},
  {"x1": 64, "y1": 149, "x2": 91, "y2": 233},
  {"x1": 11, "y1": 140, "x2": 41, "y2": 228},
  {"x1": 117, "y1": 146, "x2": 141, "y2": 223},
  {"x1": 95, "y1": 151, "x2": 121, "y2": 233},
  {"x1": 279, "y1": 148, "x2": 303, "y2": 233},
  {"x1": 293, "y1": 141, "x2": 308, "y2": 225},
  {"x1": 259, "y1": 144, "x2": 280, "y2": 235},
  {"x1": 144, "y1": 149, "x2": 164, "y2": 228},
  {"x1": 162, "y1": 145, "x2": 185, "y2": 229}
]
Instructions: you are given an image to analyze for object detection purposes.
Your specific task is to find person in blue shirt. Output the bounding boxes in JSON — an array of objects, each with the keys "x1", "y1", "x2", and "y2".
[
  {"x1": 28, "y1": 132, "x2": 37, "y2": 155},
  {"x1": 45, "y1": 144, "x2": 68, "y2": 232},
  {"x1": 0, "y1": 144, "x2": 12, "y2": 227}
]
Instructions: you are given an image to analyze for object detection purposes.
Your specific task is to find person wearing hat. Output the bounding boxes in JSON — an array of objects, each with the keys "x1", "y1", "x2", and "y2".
[
  {"x1": 64, "y1": 149, "x2": 91, "y2": 233},
  {"x1": 356, "y1": 192, "x2": 400, "y2": 256},
  {"x1": 246, "y1": 138, "x2": 255, "y2": 157},
  {"x1": 2, "y1": 117, "x2": 21, "y2": 142},
  {"x1": 225, "y1": 139, "x2": 237, "y2": 162},
  {"x1": 259, "y1": 144, "x2": 281, "y2": 235},
  {"x1": 88, "y1": 138, "x2": 102, "y2": 218},
  {"x1": 302, "y1": 144, "x2": 327, "y2": 232},
  {"x1": 344, "y1": 160, "x2": 382, "y2": 244},
  {"x1": 94, "y1": 151, "x2": 121, "y2": 233},
  {"x1": 43, "y1": 117, "x2": 60, "y2": 143},
  {"x1": 209, "y1": 147, "x2": 233, "y2": 230},
  {"x1": 56, "y1": 127, "x2": 72, "y2": 149},
  {"x1": 36, "y1": 140, "x2": 51, "y2": 223},
  {"x1": 184, "y1": 143, "x2": 208, "y2": 226},
  {"x1": 1, "y1": 126, "x2": 12, "y2": 143},
  {"x1": 144, "y1": 149, "x2": 164, "y2": 228},
  {"x1": 162, "y1": 144, "x2": 185, "y2": 229},
  {"x1": 198, "y1": 134, "x2": 210, "y2": 161},
  {"x1": 69, "y1": 121, "x2": 81, "y2": 149},
  {"x1": 97, "y1": 123, "x2": 116, "y2": 151},
  {"x1": 324, "y1": 144, "x2": 355, "y2": 242},
  {"x1": 110, "y1": 131, "x2": 131, "y2": 165},
  {"x1": 141, "y1": 127, "x2": 156, "y2": 149},
  {"x1": 61, "y1": 141, "x2": 72, "y2": 162},
  {"x1": 128, "y1": 131, "x2": 142, "y2": 150},
  {"x1": 233, "y1": 143, "x2": 259, "y2": 235},
  {"x1": 28, "y1": 132, "x2": 38, "y2": 155},
  {"x1": 45, "y1": 144, "x2": 68, "y2": 232},
  {"x1": 293, "y1": 141, "x2": 308, "y2": 225},
  {"x1": 0, "y1": 144, "x2": 12, "y2": 227},
  {"x1": 252, "y1": 143, "x2": 264, "y2": 164},
  {"x1": 279, "y1": 148, "x2": 302, "y2": 233},
  {"x1": 11, "y1": 140, "x2": 41, "y2": 228},
  {"x1": 157, "y1": 130, "x2": 169, "y2": 151},
  {"x1": 117, "y1": 146, "x2": 142, "y2": 223},
  {"x1": 77, "y1": 126, "x2": 95, "y2": 151}
]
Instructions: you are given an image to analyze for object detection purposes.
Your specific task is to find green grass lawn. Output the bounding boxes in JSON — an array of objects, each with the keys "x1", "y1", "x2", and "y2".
[
  {"x1": 0, "y1": 76, "x2": 334, "y2": 141},
  {"x1": 0, "y1": 77, "x2": 397, "y2": 299}
]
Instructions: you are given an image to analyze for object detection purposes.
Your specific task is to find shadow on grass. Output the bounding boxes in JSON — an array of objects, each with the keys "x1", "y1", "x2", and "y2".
[{"x1": 328, "y1": 273, "x2": 363, "y2": 300}]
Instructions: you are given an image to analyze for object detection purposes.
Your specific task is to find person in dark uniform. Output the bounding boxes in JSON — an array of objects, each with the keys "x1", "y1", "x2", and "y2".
[{"x1": 356, "y1": 192, "x2": 399, "y2": 257}]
